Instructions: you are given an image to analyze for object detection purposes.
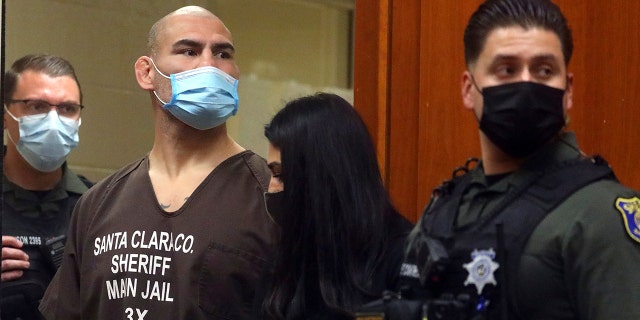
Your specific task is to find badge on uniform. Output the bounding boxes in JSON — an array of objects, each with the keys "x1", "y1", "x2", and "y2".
[
  {"x1": 463, "y1": 248, "x2": 499, "y2": 294},
  {"x1": 614, "y1": 196, "x2": 640, "y2": 244}
]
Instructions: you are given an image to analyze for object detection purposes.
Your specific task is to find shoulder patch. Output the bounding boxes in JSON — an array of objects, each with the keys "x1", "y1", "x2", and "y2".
[{"x1": 614, "y1": 196, "x2": 640, "y2": 244}]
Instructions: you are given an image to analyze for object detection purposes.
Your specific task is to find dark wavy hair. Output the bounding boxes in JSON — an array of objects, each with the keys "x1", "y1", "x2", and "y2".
[
  {"x1": 464, "y1": 0, "x2": 573, "y2": 67},
  {"x1": 263, "y1": 93, "x2": 397, "y2": 318}
]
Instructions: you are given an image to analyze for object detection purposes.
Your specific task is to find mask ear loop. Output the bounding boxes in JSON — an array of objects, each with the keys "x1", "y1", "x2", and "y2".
[
  {"x1": 153, "y1": 90, "x2": 168, "y2": 105},
  {"x1": 4, "y1": 105, "x2": 20, "y2": 122},
  {"x1": 149, "y1": 58, "x2": 170, "y2": 79},
  {"x1": 4, "y1": 105, "x2": 20, "y2": 146},
  {"x1": 468, "y1": 73, "x2": 484, "y2": 122},
  {"x1": 562, "y1": 74, "x2": 571, "y2": 127},
  {"x1": 553, "y1": 74, "x2": 580, "y2": 156},
  {"x1": 149, "y1": 58, "x2": 171, "y2": 105},
  {"x1": 469, "y1": 73, "x2": 483, "y2": 94}
]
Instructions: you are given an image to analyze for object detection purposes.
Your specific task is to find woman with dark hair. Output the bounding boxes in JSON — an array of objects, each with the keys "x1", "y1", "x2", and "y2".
[{"x1": 260, "y1": 92, "x2": 413, "y2": 319}]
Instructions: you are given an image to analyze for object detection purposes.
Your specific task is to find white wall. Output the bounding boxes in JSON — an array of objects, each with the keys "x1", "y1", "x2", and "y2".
[{"x1": 4, "y1": 0, "x2": 353, "y2": 181}]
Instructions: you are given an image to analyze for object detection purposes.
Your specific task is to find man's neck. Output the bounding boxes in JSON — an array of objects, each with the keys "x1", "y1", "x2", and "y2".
[
  {"x1": 149, "y1": 121, "x2": 245, "y2": 179},
  {"x1": 147, "y1": 122, "x2": 245, "y2": 213},
  {"x1": 479, "y1": 133, "x2": 525, "y2": 175},
  {"x1": 4, "y1": 148, "x2": 63, "y2": 191}
]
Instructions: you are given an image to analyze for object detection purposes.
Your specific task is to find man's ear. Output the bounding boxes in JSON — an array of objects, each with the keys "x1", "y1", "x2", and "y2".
[
  {"x1": 564, "y1": 72, "x2": 574, "y2": 111},
  {"x1": 135, "y1": 56, "x2": 154, "y2": 90},
  {"x1": 461, "y1": 70, "x2": 475, "y2": 111}
]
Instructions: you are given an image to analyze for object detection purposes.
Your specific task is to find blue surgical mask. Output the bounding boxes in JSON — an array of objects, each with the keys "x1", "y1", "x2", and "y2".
[
  {"x1": 150, "y1": 59, "x2": 239, "y2": 130},
  {"x1": 5, "y1": 107, "x2": 80, "y2": 172}
]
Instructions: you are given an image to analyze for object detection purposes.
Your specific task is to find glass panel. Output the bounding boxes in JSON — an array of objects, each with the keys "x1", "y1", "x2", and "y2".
[{"x1": 4, "y1": 0, "x2": 354, "y2": 180}]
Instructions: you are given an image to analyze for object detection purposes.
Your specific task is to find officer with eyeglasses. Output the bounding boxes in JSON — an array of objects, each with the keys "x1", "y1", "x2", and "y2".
[{"x1": 1, "y1": 54, "x2": 93, "y2": 320}]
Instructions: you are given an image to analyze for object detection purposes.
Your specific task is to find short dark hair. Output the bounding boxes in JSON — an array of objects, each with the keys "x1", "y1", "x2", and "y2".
[
  {"x1": 464, "y1": 0, "x2": 573, "y2": 67},
  {"x1": 4, "y1": 54, "x2": 82, "y2": 103}
]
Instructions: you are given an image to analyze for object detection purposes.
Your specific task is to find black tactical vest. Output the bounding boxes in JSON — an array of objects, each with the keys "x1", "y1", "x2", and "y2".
[
  {"x1": 403, "y1": 156, "x2": 615, "y2": 320},
  {"x1": 1, "y1": 174, "x2": 92, "y2": 320}
]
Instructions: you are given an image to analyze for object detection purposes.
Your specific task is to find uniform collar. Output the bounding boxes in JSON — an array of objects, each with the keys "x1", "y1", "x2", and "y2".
[
  {"x1": 3, "y1": 162, "x2": 90, "y2": 216},
  {"x1": 3, "y1": 161, "x2": 88, "y2": 193},
  {"x1": 471, "y1": 131, "x2": 582, "y2": 193},
  {"x1": 521, "y1": 131, "x2": 583, "y2": 170}
]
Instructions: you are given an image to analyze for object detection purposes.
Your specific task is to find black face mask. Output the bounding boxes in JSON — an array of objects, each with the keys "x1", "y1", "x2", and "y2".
[
  {"x1": 263, "y1": 191, "x2": 284, "y2": 226},
  {"x1": 478, "y1": 81, "x2": 566, "y2": 158}
]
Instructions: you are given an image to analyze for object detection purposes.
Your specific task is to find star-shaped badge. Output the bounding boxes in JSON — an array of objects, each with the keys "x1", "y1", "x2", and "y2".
[{"x1": 463, "y1": 248, "x2": 500, "y2": 295}]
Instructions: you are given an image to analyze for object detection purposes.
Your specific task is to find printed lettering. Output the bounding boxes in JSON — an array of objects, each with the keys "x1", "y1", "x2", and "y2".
[
  {"x1": 131, "y1": 231, "x2": 194, "y2": 253},
  {"x1": 111, "y1": 253, "x2": 171, "y2": 276},
  {"x1": 125, "y1": 308, "x2": 148, "y2": 320},
  {"x1": 125, "y1": 308, "x2": 134, "y2": 320},
  {"x1": 14, "y1": 236, "x2": 42, "y2": 246},
  {"x1": 136, "y1": 308, "x2": 148, "y2": 319},
  {"x1": 140, "y1": 280, "x2": 174, "y2": 302},
  {"x1": 94, "y1": 232, "x2": 128, "y2": 256},
  {"x1": 105, "y1": 277, "x2": 137, "y2": 299}
]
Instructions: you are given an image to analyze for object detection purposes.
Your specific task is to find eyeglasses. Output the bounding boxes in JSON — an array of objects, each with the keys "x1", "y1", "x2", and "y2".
[{"x1": 6, "y1": 99, "x2": 84, "y2": 119}]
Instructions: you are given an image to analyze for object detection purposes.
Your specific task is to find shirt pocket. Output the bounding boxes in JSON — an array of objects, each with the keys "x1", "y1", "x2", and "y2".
[{"x1": 198, "y1": 241, "x2": 269, "y2": 319}]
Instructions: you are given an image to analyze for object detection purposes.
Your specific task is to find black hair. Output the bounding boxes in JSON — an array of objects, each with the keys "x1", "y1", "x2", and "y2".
[
  {"x1": 263, "y1": 92, "x2": 398, "y2": 318},
  {"x1": 3, "y1": 54, "x2": 82, "y2": 103},
  {"x1": 464, "y1": 0, "x2": 573, "y2": 67}
]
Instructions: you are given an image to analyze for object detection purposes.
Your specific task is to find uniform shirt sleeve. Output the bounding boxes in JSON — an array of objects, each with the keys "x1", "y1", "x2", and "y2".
[{"x1": 518, "y1": 179, "x2": 640, "y2": 320}]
